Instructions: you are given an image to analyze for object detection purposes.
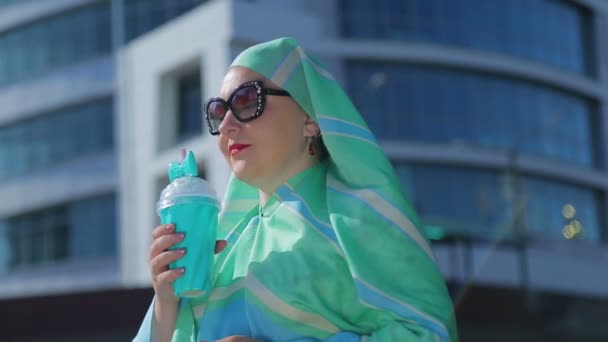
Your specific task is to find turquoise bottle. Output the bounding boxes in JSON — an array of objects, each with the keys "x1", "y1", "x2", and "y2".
[{"x1": 156, "y1": 151, "x2": 220, "y2": 298}]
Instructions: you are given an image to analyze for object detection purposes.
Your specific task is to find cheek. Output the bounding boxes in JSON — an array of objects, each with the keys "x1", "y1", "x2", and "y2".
[
  {"x1": 218, "y1": 135, "x2": 229, "y2": 159},
  {"x1": 263, "y1": 103, "x2": 304, "y2": 137}
]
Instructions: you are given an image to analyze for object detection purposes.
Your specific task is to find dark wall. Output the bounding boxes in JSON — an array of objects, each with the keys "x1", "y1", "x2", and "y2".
[
  {"x1": 2, "y1": 285, "x2": 607, "y2": 342},
  {"x1": 0, "y1": 288, "x2": 154, "y2": 342}
]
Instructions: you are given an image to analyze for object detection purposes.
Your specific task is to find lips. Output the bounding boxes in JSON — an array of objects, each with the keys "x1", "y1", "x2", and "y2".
[{"x1": 228, "y1": 143, "x2": 251, "y2": 156}]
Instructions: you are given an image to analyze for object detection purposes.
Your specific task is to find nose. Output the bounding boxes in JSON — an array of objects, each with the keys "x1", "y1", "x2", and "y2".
[{"x1": 218, "y1": 109, "x2": 241, "y2": 135}]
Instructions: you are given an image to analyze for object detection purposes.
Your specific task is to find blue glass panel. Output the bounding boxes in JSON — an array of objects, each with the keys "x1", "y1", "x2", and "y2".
[
  {"x1": 49, "y1": 210, "x2": 70, "y2": 261},
  {"x1": 0, "y1": 221, "x2": 10, "y2": 273},
  {"x1": 30, "y1": 218, "x2": 46, "y2": 265},
  {"x1": 0, "y1": 0, "x2": 18, "y2": 7},
  {"x1": 124, "y1": 0, "x2": 206, "y2": 41},
  {"x1": 1, "y1": 193, "x2": 116, "y2": 271},
  {"x1": 339, "y1": 0, "x2": 592, "y2": 76},
  {"x1": 395, "y1": 164, "x2": 512, "y2": 241},
  {"x1": 347, "y1": 62, "x2": 597, "y2": 167},
  {"x1": 2, "y1": 207, "x2": 68, "y2": 270},
  {"x1": 178, "y1": 71, "x2": 203, "y2": 140},
  {"x1": 7, "y1": 125, "x2": 27, "y2": 176},
  {"x1": 523, "y1": 177, "x2": 600, "y2": 242},
  {"x1": 0, "y1": 98, "x2": 114, "y2": 181},
  {"x1": 394, "y1": 163, "x2": 603, "y2": 243},
  {"x1": 0, "y1": 2, "x2": 112, "y2": 88},
  {"x1": 69, "y1": 193, "x2": 117, "y2": 258},
  {"x1": 0, "y1": 194, "x2": 117, "y2": 273}
]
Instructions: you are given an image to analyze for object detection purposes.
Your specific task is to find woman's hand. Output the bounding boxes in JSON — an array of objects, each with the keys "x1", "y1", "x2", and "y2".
[
  {"x1": 149, "y1": 223, "x2": 228, "y2": 342},
  {"x1": 149, "y1": 223, "x2": 184, "y2": 305},
  {"x1": 148, "y1": 223, "x2": 228, "y2": 305}
]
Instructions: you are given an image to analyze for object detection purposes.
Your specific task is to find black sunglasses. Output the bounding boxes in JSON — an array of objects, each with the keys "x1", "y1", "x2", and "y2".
[{"x1": 204, "y1": 80, "x2": 290, "y2": 135}]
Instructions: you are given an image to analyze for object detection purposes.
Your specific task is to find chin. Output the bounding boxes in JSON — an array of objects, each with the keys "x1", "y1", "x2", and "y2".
[{"x1": 230, "y1": 160, "x2": 258, "y2": 185}]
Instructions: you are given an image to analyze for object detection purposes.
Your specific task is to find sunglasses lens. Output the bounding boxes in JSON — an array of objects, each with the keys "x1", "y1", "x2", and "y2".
[
  {"x1": 206, "y1": 100, "x2": 226, "y2": 133},
  {"x1": 231, "y1": 85, "x2": 259, "y2": 120}
]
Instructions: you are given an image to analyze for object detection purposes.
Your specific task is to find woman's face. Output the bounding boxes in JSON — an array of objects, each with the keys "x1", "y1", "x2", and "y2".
[{"x1": 216, "y1": 67, "x2": 316, "y2": 190}]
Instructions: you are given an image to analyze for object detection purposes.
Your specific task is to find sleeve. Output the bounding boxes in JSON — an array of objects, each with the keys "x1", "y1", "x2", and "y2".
[
  {"x1": 132, "y1": 297, "x2": 198, "y2": 342},
  {"x1": 132, "y1": 299, "x2": 154, "y2": 342}
]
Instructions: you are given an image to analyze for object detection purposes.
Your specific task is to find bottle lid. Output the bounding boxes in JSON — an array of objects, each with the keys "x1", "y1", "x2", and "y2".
[{"x1": 156, "y1": 151, "x2": 220, "y2": 213}]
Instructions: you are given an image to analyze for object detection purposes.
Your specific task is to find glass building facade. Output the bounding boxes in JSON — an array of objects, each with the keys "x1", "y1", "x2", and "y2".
[
  {"x1": 339, "y1": 2, "x2": 608, "y2": 336},
  {"x1": 0, "y1": 1, "x2": 210, "y2": 340},
  {"x1": 340, "y1": 0, "x2": 594, "y2": 76},
  {"x1": 340, "y1": 0, "x2": 605, "y2": 246},
  {"x1": 0, "y1": 0, "x2": 205, "y2": 271}
]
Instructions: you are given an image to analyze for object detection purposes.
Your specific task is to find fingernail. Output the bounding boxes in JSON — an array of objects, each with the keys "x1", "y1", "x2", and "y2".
[
  {"x1": 178, "y1": 248, "x2": 186, "y2": 254},
  {"x1": 179, "y1": 268, "x2": 185, "y2": 273},
  {"x1": 165, "y1": 224, "x2": 174, "y2": 231},
  {"x1": 177, "y1": 233, "x2": 185, "y2": 240}
]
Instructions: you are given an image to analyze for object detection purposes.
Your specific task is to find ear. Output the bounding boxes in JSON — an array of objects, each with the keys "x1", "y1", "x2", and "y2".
[{"x1": 303, "y1": 115, "x2": 320, "y2": 138}]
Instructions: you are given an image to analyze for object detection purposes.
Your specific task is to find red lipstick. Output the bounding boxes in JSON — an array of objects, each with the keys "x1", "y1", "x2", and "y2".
[{"x1": 228, "y1": 143, "x2": 251, "y2": 156}]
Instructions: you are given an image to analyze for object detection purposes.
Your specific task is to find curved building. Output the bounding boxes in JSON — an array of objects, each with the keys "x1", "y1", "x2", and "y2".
[{"x1": 0, "y1": 0, "x2": 606, "y2": 341}]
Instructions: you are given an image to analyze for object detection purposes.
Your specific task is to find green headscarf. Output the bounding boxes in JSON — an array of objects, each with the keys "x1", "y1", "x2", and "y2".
[{"x1": 214, "y1": 37, "x2": 457, "y2": 341}]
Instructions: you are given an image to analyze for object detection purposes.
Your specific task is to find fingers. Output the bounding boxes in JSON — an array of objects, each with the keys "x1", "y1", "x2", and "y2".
[
  {"x1": 152, "y1": 223, "x2": 175, "y2": 240},
  {"x1": 215, "y1": 240, "x2": 228, "y2": 254},
  {"x1": 150, "y1": 249, "x2": 186, "y2": 275},
  {"x1": 149, "y1": 231, "x2": 185, "y2": 261},
  {"x1": 156, "y1": 267, "x2": 185, "y2": 285},
  {"x1": 150, "y1": 223, "x2": 227, "y2": 267}
]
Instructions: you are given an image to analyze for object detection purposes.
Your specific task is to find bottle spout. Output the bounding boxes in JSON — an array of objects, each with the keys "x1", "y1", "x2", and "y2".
[
  {"x1": 168, "y1": 150, "x2": 198, "y2": 181},
  {"x1": 183, "y1": 151, "x2": 198, "y2": 177}
]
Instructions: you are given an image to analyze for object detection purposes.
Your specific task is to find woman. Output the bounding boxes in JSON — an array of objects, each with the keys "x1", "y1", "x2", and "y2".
[{"x1": 135, "y1": 37, "x2": 457, "y2": 342}]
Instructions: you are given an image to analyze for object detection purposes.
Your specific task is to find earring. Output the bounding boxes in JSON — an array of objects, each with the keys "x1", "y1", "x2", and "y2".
[{"x1": 308, "y1": 136, "x2": 316, "y2": 156}]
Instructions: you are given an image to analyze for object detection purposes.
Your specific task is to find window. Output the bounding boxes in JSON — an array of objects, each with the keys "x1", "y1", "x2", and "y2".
[
  {"x1": 158, "y1": 64, "x2": 204, "y2": 150},
  {"x1": 124, "y1": 0, "x2": 207, "y2": 41},
  {"x1": 0, "y1": 98, "x2": 114, "y2": 180},
  {"x1": 0, "y1": 193, "x2": 117, "y2": 272},
  {"x1": 177, "y1": 71, "x2": 203, "y2": 140},
  {"x1": 523, "y1": 177, "x2": 602, "y2": 242},
  {"x1": 340, "y1": 0, "x2": 593, "y2": 76},
  {"x1": 395, "y1": 163, "x2": 603, "y2": 243},
  {"x1": 396, "y1": 164, "x2": 511, "y2": 241},
  {"x1": 0, "y1": 1, "x2": 111, "y2": 87},
  {"x1": 69, "y1": 193, "x2": 117, "y2": 258},
  {"x1": 347, "y1": 62, "x2": 598, "y2": 168}
]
